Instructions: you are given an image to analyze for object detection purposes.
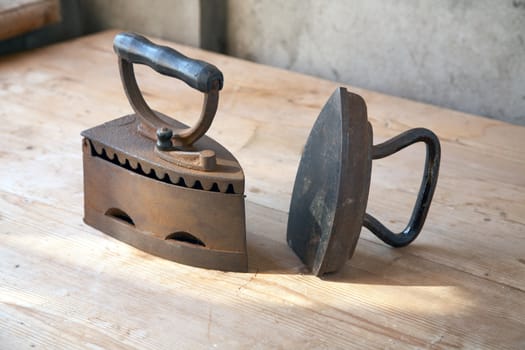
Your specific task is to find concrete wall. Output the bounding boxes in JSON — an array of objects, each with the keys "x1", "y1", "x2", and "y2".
[
  {"x1": 79, "y1": 0, "x2": 201, "y2": 47},
  {"x1": 78, "y1": 0, "x2": 225, "y2": 51},
  {"x1": 227, "y1": 0, "x2": 525, "y2": 125},
  {"x1": 5, "y1": 0, "x2": 521, "y2": 124}
]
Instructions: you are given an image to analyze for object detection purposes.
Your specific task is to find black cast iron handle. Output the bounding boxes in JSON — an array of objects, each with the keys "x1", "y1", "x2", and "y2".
[
  {"x1": 113, "y1": 32, "x2": 223, "y2": 93},
  {"x1": 113, "y1": 32, "x2": 223, "y2": 146},
  {"x1": 363, "y1": 128, "x2": 441, "y2": 247}
]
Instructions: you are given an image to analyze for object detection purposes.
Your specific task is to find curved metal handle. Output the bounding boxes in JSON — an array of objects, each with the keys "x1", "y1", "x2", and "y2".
[
  {"x1": 113, "y1": 32, "x2": 223, "y2": 146},
  {"x1": 114, "y1": 32, "x2": 223, "y2": 92},
  {"x1": 363, "y1": 128, "x2": 441, "y2": 247}
]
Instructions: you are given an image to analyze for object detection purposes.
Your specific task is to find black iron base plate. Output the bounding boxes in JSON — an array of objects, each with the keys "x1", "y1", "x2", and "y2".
[{"x1": 286, "y1": 88, "x2": 373, "y2": 276}]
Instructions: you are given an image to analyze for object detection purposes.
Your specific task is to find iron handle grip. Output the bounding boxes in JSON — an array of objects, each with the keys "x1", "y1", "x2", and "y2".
[
  {"x1": 113, "y1": 32, "x2": 223, "y2": 93},
  {"x1": 364, "y1": 128, "x2": 441, "y2": 247}
]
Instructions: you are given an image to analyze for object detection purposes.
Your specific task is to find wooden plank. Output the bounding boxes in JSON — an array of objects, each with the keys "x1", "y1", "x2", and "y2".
[
  {"x1": 0, "y1": 0, "x2": 60, "y2": 40},
  {"x1": 0, "y1": 30, "x2": 524, "y2": 349}
]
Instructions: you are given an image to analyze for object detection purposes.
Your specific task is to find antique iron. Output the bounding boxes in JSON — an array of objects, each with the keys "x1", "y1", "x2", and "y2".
[
  {"x1": 82, "y1": 32, "x2": 247, "y2": 272},
  {"x1": 287, "y1": 88, "x2": 441, "y2": 276}
]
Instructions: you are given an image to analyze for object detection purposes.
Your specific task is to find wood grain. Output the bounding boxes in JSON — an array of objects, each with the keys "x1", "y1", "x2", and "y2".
[{"x1": 0, "y1": 30, "x2": 524, "y2": 349}]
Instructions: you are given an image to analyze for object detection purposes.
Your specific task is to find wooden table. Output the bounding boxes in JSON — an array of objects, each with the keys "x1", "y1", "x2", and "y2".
[{"x1": 1, "y1": 30, "x2": 524, "y2": 349}]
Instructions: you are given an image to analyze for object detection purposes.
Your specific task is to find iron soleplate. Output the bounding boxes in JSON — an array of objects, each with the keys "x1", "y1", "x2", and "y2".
[{"x1": 286, "y1": 88, "x2": 372, "y2": 276}]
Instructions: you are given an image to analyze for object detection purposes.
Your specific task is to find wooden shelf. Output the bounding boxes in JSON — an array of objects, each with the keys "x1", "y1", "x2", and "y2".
[{"x1": 0, "y1": 0, "x2": 60, "y2": 40}]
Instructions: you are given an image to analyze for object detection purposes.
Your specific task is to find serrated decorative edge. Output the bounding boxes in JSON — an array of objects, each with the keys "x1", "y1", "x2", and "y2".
[{"x1": 87, "y1": 140, "x2": 238, "y2": 194}]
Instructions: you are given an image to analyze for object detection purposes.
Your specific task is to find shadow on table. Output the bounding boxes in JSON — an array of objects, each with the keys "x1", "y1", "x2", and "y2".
[
  {"x1": 247, "y1": 233, "x2": 461, "y2": 286},
  {"x1": 245, "y1": 203, "x2": 467, "y2": 286}
]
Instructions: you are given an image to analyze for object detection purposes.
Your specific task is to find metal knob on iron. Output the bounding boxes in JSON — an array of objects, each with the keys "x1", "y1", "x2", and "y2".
[
  {"x1": 286, "y1": 88, "x2": 441, "y2": 276},
  {"x1": 81, "y1": 32, "x2": 247, "y2": 272}
]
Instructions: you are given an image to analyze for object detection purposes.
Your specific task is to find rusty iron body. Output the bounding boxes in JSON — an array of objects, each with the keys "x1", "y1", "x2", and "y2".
[
  {"x1": 82, "y1": 32, "x2": 247, "y2": 272},
  {"x1": 287, "y1": 88, "x2": 441, "y2": 276}
]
